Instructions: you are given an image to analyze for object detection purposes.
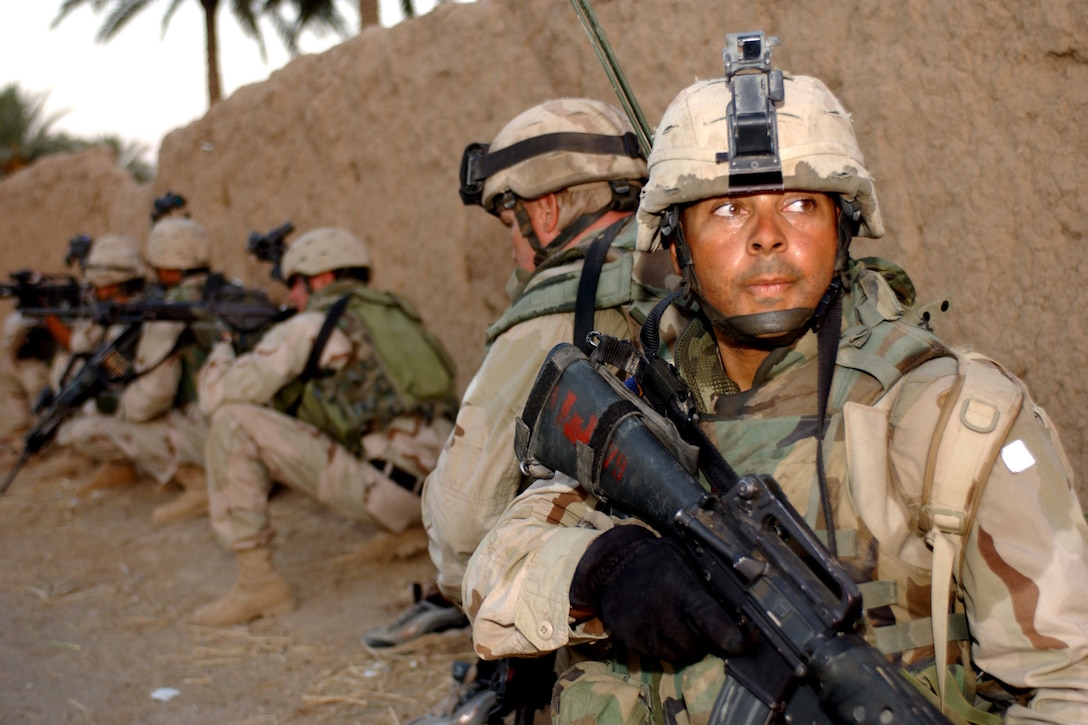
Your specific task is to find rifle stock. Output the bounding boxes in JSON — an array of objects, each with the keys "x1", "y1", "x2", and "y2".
[{"x1": 515, "y1": 342, "x2": 951, "y2": 724}]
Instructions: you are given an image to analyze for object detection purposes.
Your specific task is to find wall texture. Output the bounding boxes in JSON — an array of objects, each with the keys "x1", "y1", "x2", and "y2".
[{"x1": 1, "y1": 0, "x2": 1085, "y2": 500}]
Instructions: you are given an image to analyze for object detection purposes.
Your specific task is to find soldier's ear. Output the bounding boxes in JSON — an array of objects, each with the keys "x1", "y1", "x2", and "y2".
[{"x1": 537, "y1": 193, "x2": 561, "y2": 235}]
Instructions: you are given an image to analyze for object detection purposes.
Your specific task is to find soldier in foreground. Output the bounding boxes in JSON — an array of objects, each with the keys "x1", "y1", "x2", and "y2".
[
  {"x1": 462, "y1": 53, "x2": 1088, "y2": 722},
  {"x1": 193, "y1": 227, "x2": 457, "y2": 626}
]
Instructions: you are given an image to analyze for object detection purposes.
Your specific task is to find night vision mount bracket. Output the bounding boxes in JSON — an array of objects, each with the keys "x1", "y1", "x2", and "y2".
[{"x1": 720, "y1": 31, "x2": 785, "y2": 193}]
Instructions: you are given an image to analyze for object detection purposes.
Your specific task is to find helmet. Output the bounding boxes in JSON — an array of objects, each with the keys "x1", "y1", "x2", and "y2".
[
  {"x1": 460, "y1": 98, "x2": 647, "y2": 214},
  {"x1": 146, "y1": 217, "x2": 211, "y2": 270},
  {"x1": 636, "y1": 74, "x2": 883, "y2": 252},
  {"x1": 83, "y1": 234, "x2": 146, "y2": 287},
  {"x1": 281, "y1": 227, "x2": 371, "y2": 279}
]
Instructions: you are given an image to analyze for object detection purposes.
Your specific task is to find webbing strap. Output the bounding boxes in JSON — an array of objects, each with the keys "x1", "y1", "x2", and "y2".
[
  {"x1": 919, "y1": 352, "x2": 1023, "y2": 713},
  {"x1": 573, "y1": 218, "x2": 627, "y2": 353},
  {"x1": 476, "y1": 132, "x2": 641, "y2": 181},
  {"x1": 872, "y1": 612, "x2": 970, "y2": 655},
  {"x1": 286, "y1": 294, "x2": 350, "y2": 417}
]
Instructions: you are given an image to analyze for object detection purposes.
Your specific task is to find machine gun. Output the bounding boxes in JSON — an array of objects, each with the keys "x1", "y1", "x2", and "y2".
[
  {"x1": 514, "y1": 339, "x2": 951, "y2": 725},
  {"x1": 0, "y1": 322, "x2": 142, "y2": 495},
  {"x1": 246, "y1": 221, "x2": 295, "y2": 281}
]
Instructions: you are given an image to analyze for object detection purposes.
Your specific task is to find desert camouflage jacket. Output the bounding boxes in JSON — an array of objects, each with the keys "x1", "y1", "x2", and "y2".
[
  {"x1": 118, "y1": 276, "x2": 208, "y2": 423},
  {"x1": 422, "y1": 216, "x2": 677, "y2": 606},
  {"x1": 462, "y1": 262, "x2": 1088, "y2": 723}
]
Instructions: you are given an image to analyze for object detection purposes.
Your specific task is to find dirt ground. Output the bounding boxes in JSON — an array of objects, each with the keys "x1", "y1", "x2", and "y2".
[{"x1": 0, "y1": 445, "x2": 476, "y2": 724}]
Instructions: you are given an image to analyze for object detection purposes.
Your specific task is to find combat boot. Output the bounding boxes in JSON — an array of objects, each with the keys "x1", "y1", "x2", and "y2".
[
  {"x1": 151, "y1": 464, "x2": 209, "y2": 525},
  {"x1": 79, "y1": 460, "x2": 138, "y2": 494},
  {"x1": 191, "y1": 546, "x2": 295, "y2": 626}
]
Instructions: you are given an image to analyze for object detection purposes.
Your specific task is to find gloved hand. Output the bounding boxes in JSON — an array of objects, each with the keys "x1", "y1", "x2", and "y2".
[{"x1": 570, "y1": 524, "x2": 745, "y2": 665}]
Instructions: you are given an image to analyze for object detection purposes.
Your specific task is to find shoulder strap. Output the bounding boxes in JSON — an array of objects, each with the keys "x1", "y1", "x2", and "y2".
[
  {"x1": 302, "y1": 294, "x2": 351, "y2": 383},
  {"x1": 920, "y1": 350, "x2": 1024, "y2": 712},
  {"x1": 285, "y1": 294, "x2": 351, "y2": 417},
  {"x1": 573, "y1": 221, "x2": 624, "y2": 353}
]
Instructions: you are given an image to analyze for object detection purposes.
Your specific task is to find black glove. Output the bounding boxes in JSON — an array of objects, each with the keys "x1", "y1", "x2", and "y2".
[{"x1": 570, "y1": 524, "x2": 745, "y2": 665}]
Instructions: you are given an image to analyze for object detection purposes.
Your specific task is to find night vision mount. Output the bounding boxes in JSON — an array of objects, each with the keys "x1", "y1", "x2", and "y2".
[{"x1": 720, "y1": 31, "x2": 785, "y2": 193}]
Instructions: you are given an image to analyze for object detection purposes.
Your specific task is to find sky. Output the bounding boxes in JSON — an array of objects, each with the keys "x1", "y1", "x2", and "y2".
[{"x1": 2, "y1": 1, "x2": 452, "y2": 158}]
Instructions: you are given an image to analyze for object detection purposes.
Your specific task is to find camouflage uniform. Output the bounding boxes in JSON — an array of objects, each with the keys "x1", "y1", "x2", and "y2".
[
  {"x1": 0, "y1": 312, "x2": 53, "y2": 439},
  {"x1": 422, "y1": 218, "x2": 676, "y2": 605},
  {"x1": 462, "y1": 261, "x2": 1088, "y2": 725},
  {"x1": 463, "y1": 66, "x2": 1088, "y2": 724},
  {"x1": 199, "y1": 277, "x2": 453, "y2": 549},
  {"x1": 69, "y1": 277, "x2": 209, "y2": 484}
]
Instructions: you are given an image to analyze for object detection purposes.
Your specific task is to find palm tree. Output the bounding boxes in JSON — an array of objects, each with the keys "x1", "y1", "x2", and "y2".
[
  {"x1": 0, "y1": 83, "x2": 155, "y2": 182},
  {"x1": 359, "y1": 0, "x2": 415, "y2": 28},
  {"x1": 52, "y1": 1, "x2": 352, "y2": 107},
  {"x1": 259, "y1": 0, "x2": 352, "y2": 56},
  {"x1": 0, "y1": 84, "x2": 82, "y2": 177}
]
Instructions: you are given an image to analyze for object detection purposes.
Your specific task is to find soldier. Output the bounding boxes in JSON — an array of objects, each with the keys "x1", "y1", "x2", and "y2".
[
  {"x1": 461, "y1": 67, "x2": 1088, "y2": 721},
  {"x1": 53, "y1": 233, "x2": 149, "y2": 485},
  {"x1": 391, "y1": 99, "x2": 676, "y2": 719},
  {"x1": 0, "y1": 309, "x2": 55, "y2": 445},
  {"x1": 192, "y1": 227, "x2": 457, "y2": 627},
  {"x1": 80, "y1": 218, "x2": 214, "y2": 521}
]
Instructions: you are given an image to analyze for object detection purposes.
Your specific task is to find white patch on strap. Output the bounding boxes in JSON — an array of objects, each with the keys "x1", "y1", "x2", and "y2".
[{"x1": 1001, "y1": 439, "x2": 1035, "y2": 473}]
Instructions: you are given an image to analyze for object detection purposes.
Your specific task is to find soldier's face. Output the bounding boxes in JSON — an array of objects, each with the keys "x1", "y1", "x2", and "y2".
[
  {"x1": 677, "y1": 191, "x2": 839, "y2": 321},
  {"x1": 288, "y1": 275, "x2": 310, "y2": 311}
]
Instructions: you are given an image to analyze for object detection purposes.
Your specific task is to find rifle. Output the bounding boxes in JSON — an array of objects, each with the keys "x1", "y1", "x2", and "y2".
[
  {"x1": 91, "y1": 298, "x2": 294, "y2": 338},
  {"x1": 514, "y1": 339, "x2": 951, "y2": 724},
  {"x1": 246, "y1": 221, "x2": 295, "y2": 281},
  {"x1": 0, "y1": 269, "x2": 85, "y2": 313},
  {"x1": 65, "y1": 234, "x2": 94, "y2": 272},
  {"x1": 1, "y1": 322, "x2": 142, "y2": 495},
  {"x1": 19, "y1": 276, "x2": 294, "y2": 352}
]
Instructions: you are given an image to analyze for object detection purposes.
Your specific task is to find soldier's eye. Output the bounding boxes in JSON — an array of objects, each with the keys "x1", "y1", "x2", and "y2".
[
  {"x1": 711, "y1": 201, "x2": 743, "y2": 218},
  {"x1": 784, "y1": 196, "x2": 816, "y2": 213}
]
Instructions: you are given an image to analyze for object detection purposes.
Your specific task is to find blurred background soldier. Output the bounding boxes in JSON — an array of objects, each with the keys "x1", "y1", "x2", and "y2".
[
  {"x1": 193, "y1": 227, "x2": 457, "y2": 627},
  {"x1": 53, "y1": 233, "x2": 148, "y2": 488},
  {"x1": 77, "y1": 218, "x2": 215, "y2": 522},
  {"x1": 0, "y1": 306, "x2": 54, "y2": 446}
]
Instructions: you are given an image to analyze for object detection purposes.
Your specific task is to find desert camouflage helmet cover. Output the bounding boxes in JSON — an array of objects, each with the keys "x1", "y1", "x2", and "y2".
[
  {"x1": 146, "y1": 217, "x2": 211, "y2": 270},
  {"x1": 281, "y1": 227, "x2": 372, "y2": 279},
  {"x1": 84, "y1": 234, "x2": 147, "y2": 287},
  {"x1": 637, "y1": 74, "x2": 883, "y2": 252},
  {"x1": 478, "y1": 98, "x2": 647, "y2": 211}
]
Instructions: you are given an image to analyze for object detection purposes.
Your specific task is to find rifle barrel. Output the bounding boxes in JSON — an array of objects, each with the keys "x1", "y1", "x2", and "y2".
[{"x1": 0, "y1": 451, "x2": 31, "y2": 496}]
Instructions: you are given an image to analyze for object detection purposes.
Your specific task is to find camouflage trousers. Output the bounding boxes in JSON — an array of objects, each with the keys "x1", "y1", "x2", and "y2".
[
  {"x1": 0, "y1": 358, "x2": 50, "y2": 439},
  {"x1": 205, "y1": 403, "x2": 450, "y2": 550},
  {"x1": 57, "y1": 403, "x2": 208, "y2": 484},
  {"x1": 552, "y1": 655, "x2": 727, "y2": 725}
]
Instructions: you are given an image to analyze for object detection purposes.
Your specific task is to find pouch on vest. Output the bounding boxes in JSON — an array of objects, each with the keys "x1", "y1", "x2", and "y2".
[{"x1": 285, "y1": 285, "x2": 457, "y2": 455}]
